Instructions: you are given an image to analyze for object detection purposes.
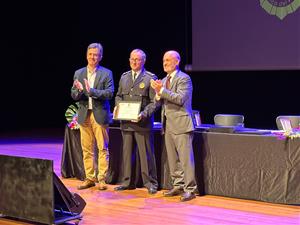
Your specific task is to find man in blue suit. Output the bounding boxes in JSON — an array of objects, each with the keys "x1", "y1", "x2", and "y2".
[
  {"x1": 151, "y1": 50, "x2": 197, "y2": 201},
  {"x1": 71, "y1": 43, "x2": 114, "y2": 191}
]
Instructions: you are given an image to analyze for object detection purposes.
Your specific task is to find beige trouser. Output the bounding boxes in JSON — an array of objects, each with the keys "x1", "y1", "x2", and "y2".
[{"x1": 79, "y1": 111, "x2": 109, "y2": 183}]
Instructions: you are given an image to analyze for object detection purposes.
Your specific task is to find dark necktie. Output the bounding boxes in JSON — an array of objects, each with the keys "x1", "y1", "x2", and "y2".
[
  {"x1": 133, "y1": 72, "x2": 137, "y2": 82},
  {"x1": 166, "y1": 75, "x2": 171, "y2": 89}
]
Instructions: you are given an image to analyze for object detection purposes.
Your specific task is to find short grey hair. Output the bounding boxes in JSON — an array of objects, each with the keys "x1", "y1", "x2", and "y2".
[
  {"x1": 87, "y1": 43, "x2": 103, "y2": 56},
  {"x1": 131, "y1": 49, "x2": 146, "y2": 61}
]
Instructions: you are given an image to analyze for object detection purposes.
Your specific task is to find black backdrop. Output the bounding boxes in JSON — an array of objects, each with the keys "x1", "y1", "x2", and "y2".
[{"x1": 1, "y1": 0, "x2": 299, "y2": 132}]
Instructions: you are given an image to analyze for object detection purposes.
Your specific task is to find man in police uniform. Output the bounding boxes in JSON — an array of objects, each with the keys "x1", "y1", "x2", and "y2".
[{"x1": 114, "y1": 49, "x2": 158, "y2": 194}]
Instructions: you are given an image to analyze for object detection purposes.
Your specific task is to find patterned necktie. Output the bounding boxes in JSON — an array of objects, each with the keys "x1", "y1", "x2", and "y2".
[{"x1": 166, "y1": 75, "x2": 171, "y2": 89}]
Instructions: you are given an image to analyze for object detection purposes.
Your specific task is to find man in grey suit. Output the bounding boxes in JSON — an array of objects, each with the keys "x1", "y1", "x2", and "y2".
[
  {"x1": 151, "y1": 50, "x2": 197, "y2": 201},
  {"x1": 71, "y1": 43, "x2": 114, "y2": 191},
  {"x1": 114, "y1": 49, "x2": 158, "y2": 194}
]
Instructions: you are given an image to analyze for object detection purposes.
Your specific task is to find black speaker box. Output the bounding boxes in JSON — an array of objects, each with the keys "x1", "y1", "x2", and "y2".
[{"x1": 0, "y1": 155, "x2": 86, "y2": 224}]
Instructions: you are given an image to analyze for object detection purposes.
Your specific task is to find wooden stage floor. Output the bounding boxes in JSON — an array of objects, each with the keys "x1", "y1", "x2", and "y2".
[{"x1": 0, "y1": 129, "x2": 299, "y2": 225}]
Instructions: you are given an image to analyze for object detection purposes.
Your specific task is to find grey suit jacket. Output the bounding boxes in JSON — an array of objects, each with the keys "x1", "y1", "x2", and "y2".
[
  {"x1": 159, "y1": 70, "x2": 194, "y2": 135},
  {"x1": 115, "y1": 69, "x2": 158, "y2": 131},
  {"x1": 71, "y1": 66, "x2": 114, "y2": 125}
]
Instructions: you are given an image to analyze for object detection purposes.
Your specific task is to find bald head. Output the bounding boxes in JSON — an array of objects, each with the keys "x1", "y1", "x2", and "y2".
[
  {"x1": 163, "y1": 50, "x2": 181, "y2": 74},
  {"x1": 164, "y1": 50, "x2": 181, "y2": 61}
]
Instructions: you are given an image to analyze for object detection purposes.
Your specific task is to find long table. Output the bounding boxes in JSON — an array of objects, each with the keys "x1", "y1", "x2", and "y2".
[
  {"x1": 199, "y1": 131, "x2": 300, "y2": 205},
  {"x1": 61, "y1": 126, "x2": 300, "y2": 205}
]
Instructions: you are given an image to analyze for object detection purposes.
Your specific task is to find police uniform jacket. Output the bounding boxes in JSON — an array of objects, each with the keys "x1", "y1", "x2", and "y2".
[{"x1": 115, "y1": 69, "x2": 158, "y2": 131}]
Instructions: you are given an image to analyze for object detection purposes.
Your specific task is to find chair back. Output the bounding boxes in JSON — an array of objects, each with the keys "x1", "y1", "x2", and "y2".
[
  {"x1": 276, "y1": 115, "x2": 300, "y2": 130},
  {"x1": 192, "y1": 110, "x2": 201, "y2": 126},
  {"x1": 214, "y1": 114, "x2": 244, "y2": 127}
]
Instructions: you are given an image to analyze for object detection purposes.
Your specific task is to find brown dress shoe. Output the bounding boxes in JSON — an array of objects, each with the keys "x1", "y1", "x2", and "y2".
[
  {"x1": 98, "y1": 181, "x2": 107, "y2": 191},
  {"x1": 180, "y1": 192, "x2": 196, "y2": 202},
  {"x1": 163, "y1": 188, "x2": 183, "y2": 197},
  {"x1": 77, "y1": 179, "x2": 95, "y2": 190}
]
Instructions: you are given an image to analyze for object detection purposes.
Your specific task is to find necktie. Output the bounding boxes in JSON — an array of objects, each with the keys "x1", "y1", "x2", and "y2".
[
  {"x1": 133, "y1": 72, "x2": 137, "y2": 82},
  {"x1": 166, "y1": 75, "x2": 171, "y2": 89}
]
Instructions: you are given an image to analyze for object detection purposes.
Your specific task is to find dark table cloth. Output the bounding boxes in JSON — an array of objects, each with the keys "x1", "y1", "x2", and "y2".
[
  {"x1": 61, "y1": 126, "x2": 300, "y2": 204},
  {"x1": 61, "y1": 126, "x2": 85, "y2": 181}
]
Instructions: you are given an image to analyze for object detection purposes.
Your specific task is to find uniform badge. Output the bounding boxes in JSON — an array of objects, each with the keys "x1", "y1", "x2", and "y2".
[{"x1": 139, "y1": 82, "x2": 145, "y2": 89}]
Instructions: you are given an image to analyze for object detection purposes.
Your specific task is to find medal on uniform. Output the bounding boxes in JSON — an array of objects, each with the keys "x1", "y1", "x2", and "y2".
[{"x1": 139, "y1": 82, "x2": 145, "y2": 89}]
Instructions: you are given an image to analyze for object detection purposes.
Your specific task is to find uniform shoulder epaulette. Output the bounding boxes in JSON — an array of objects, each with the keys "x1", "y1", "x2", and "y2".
[
  {"x1": 121, "y1": 71, "x2": 131, "y2": 77},
  {"x1": 145, "y1": 71, "x2": 156, "y2": 78}
]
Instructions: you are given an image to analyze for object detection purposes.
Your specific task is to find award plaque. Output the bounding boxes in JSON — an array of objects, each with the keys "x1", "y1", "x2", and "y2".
[{"x1": 113, "y1": 101, "x2": 141, "y2": 121}]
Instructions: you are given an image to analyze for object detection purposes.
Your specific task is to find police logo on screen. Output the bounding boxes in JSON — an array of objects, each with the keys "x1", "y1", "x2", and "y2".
[{"x1": 260, "y1": 0, "x2": 300, "y2": 20}]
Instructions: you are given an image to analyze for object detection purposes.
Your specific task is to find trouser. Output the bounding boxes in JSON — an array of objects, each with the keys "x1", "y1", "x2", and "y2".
[
  {"x1": 79, "y1": 111, "x2": 109, "y2": 182},
  {"x1": 164, "y1": 129, "x2": 197, "y2": 193},
  {"x1": 121, "y1": 130, "x2": 158, "y2": 189}
]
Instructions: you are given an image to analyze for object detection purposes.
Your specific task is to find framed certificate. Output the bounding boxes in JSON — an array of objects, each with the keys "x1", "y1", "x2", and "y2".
[{"x1": 113, "y1": 101, "x2": 141, "y2": 121}]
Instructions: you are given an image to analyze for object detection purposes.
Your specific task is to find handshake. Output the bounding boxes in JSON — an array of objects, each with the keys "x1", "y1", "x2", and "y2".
[{"x1": 150, "y1": 79, "x2": 163, "y2": 95}]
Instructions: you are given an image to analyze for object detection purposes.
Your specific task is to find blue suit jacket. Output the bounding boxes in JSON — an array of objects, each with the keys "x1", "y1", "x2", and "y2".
[{"x1": 71, "y1": 66, "x2": 114, "y2": 125}]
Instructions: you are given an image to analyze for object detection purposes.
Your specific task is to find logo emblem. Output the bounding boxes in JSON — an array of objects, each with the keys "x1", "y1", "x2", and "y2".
[
  {"x1": 139, "y1": 82, "x2": 145, "y2": 89},
  {"x1": 260, "y1": 0, "x2": 300, "y2": 20}
]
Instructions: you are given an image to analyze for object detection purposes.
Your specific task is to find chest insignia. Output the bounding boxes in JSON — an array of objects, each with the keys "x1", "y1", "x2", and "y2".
[{"x1": 139, "y1": 82, "x2": 145, "y2": 89}]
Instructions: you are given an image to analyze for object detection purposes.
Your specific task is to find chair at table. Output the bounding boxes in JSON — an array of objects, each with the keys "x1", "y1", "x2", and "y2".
[
  {"x1": 192, "y1": 110, "x2": 201, "y2": 127},
  {"x1": 276, "y1": 115, "x2": 300, "y2": 130},
  {"x1": 214, "y1": 114, "x2": 244, "y2": 127}
]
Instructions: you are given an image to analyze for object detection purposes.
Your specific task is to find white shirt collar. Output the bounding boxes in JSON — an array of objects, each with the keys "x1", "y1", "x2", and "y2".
[
  {"x1": 132, "y1": 70, "x2": 141, "y2": 78},
  {"x1": 168, "y1": 70, "x2": 178, "y2": 80}
]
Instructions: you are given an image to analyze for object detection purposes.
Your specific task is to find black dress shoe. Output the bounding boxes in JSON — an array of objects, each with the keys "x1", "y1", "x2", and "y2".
[
  {"x1": 180, "y1": 192, "x2": 196, "y2": 202},
  {"x1": 148, "y1": 187, "x2": 157, "y2": 195},
  {"x1": 163, "y1": 188, "x2": 183, "y2": 197},
  {"x1": 114, "y1": 185, "x2": 128, "y2": 191},
  {"x1": 114, "y1": 185, "x2": 135, "y2": 191}
]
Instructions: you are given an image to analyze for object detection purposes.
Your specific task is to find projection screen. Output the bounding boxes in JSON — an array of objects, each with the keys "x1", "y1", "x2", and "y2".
[{"x1": 191, "y1": 0, "x2": 300, "y2": 71}]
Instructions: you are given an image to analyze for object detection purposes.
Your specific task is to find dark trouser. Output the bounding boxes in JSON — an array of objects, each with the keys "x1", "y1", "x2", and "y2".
[
  {"x1": 121, "y1": 130, "x2": 158, "y2": 189},
  {"x1": 164, "y1": 129, "x2": 197, "y2": 193}
]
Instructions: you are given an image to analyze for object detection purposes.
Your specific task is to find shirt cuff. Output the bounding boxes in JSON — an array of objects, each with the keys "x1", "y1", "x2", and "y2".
[
  {"x1": 159, "y1": 87, "x2": 164, "y2": 95},
  {"x1": 155, "y1": 93, "x2": 161, "y2": 101}
]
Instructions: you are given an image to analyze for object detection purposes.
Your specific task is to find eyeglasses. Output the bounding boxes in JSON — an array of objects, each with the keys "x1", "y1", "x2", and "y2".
[{"x1": 129, "y1": 58, "x2": 142, "y2": 62}]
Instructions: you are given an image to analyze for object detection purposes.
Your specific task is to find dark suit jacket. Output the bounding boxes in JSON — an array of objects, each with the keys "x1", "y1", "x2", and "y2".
[
  {"x1": 115, "y1": 69, "x2": 158, "y2": 131},
  {"x1": 71, "y1": 66, "x2": 114, "y2": 125},
  {"x1": 159, "y1": 70, "x2": 195, "y2": 135}
]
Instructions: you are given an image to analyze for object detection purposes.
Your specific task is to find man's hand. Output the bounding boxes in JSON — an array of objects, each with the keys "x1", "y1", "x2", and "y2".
[
  {"x1": 131, "y1": 113, "x2": 143, "y2": 123},
  {"x1": 113, "y1": 105, "x2": 119, "y2": 120},
  {"x1": 73, "y1": 79, "x2": 83, "y2": 91},
  {"x1": 150, "y1": 79, "x2": 163, "y2": 94},
  {"x1": 84, "y1": 78, "x2": 90, "y2": 93}
]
